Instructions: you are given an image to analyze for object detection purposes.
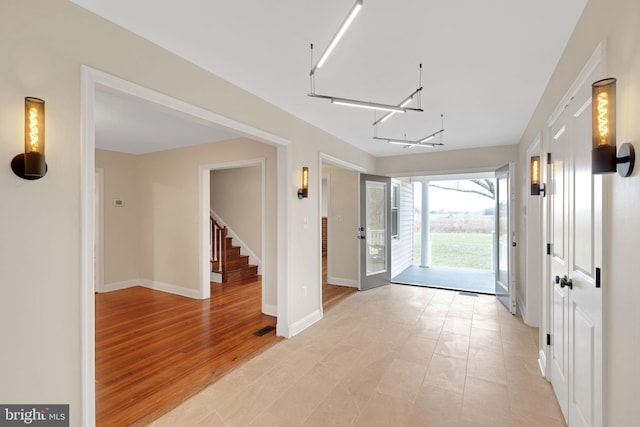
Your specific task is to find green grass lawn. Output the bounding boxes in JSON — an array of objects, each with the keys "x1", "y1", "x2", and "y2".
[{"x1": 414, "y1": 233, "x2": 493, "y2": 270}]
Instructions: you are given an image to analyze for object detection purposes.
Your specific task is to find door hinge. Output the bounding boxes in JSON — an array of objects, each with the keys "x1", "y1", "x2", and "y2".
[
  {"x1": 596, "y1": 267, "x2": 601, "y2": 288},
  {"x1": 547, "y1": 333, "x2": 551, "y2": 346},
  {"x1": 547, "y1": 153, "x2": 552, "y2": 164},
  {"x1": 546, "y1": 243, "x2": 551, "y2": 255}
]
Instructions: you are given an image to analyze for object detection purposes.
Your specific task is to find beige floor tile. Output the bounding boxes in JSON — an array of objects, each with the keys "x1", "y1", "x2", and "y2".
[
  {"x1": 304, "y1": 382, "x2": 362, "y2": 427},
  {"x1": 153, "y1": 284, "x2": 564, "y2": 427},
  {"x1": 353, "y1": 390, "x2": 413, "y2": 427},
  {"x1": 413, "y1": 315, "x2": 445, "y2": 339},
  {"x1": 466, "y1": 347, "x2": 507, "y2": 385},
  {"x1": 508, "y1": 373, "x2": 565, "y2": 421},
  {"x1": 376, "y1": 357, "x2": 428, "y2": 403},
  {"x1": 461, "y1": 377, "x2": 511, "y2": 426},
  {"x1": 424, "y1": 353, "x2": 467, "y2": 394},
  {"x1": 434, "y1": 332, "x2": 470, "y2": 360},
  {"x1": 510, "y1": 405, "x2": 567, "y2": 426},
  {"x1": 258, "y1": 363, "x2": 338, "y2": 426},
  {"x1": 408, "y1": 384, "x2": 463, "y2": 427},
  {"x1": 443, "y1": 317, "x2": 473, "y2": 336},
  {"x1": 397, "y1": 334, "x2": 438, "y2": 364}
]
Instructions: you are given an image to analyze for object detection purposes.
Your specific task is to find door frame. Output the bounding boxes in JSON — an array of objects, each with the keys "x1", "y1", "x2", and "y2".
[
  {"x1": 318, "y1": 153, "x2": 366, "y2": 309},
  {"x1": 200, "y1": 158, "x2": 270, "y2": 313},
  {"x1": 524, "y1": 136, "x2": 542, "y2": 328},
  {"x1": 80, "y1": 66, "x2": 292, "y2": 426}
]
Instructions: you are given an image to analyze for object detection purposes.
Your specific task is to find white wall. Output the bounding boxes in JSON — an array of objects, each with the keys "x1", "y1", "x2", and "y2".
[
  {"x1": 391, "y1": 178, "x2": 414, "y2": 278},
  {"x1": 516, "y1": 0, "x2": 640, "y2": 423}
]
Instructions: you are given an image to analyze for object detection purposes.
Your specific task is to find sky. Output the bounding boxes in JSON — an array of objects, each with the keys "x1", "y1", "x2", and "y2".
[{"x1": 414, "y1": 180, "x2": 496, "y2": 212}]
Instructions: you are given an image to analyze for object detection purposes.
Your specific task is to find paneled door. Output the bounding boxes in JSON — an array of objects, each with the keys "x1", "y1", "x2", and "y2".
[
  {"x1": 549, "y1": 61, "x2": 603, "y2": 427},
  {"x1": 359, "y1": 174, "x2": 391, "y2": 291}
]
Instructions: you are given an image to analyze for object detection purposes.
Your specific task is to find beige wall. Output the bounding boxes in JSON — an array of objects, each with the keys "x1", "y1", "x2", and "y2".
[
  {"x1": 210, "y1": 165, "x2": 262, "y2": 259},
  {"x1": 0, "y1": 1, "x2": 375, "y2": 421},
  {"x1": 376, "y1": 145, "x2": 519, "y2": 177},
  {"x1": 324, "y1": 165, "x2": 359, "y2": 285},
  {"x1": 516, "y1": 0, "x2": 640, "y2": 423},
  {"x1": 95, "y1": 149, "x2": 140, "y2": 285},
  {"x1": 137, "y1": 139, "x2": 277, "y2": 305}
]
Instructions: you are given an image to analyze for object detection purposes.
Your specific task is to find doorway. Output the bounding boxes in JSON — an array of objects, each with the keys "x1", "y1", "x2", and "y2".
[
  {"x1": 319, "y1": 155, "x2": 364, "y2": 310},
  {"x1": 392, "y1": 173, "x2": 497, "y2": 295},
  {"x1": 80, "y1": 66, "x2": 292, "y2": 425}
]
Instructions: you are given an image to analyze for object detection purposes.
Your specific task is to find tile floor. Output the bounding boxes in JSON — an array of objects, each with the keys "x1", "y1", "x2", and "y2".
[{"x1": 150, "y1": 284, "x2": 566, "y2": 426}]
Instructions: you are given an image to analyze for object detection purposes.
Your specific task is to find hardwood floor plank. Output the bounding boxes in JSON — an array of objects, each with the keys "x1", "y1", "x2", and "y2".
[{"x1": 95, "y1": 277, "x2": 280, "y2": 426}]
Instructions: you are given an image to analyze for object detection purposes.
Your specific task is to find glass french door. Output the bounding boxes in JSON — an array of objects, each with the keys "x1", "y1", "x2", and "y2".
[{"x1": 359, "y1": 174, "x2": 391, "y2": 290}]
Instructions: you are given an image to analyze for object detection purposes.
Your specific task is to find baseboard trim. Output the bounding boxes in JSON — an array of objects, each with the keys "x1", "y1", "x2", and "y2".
[
  {"x1": 100, "y1": 279, "x2": 140, "y2": 293},
  {"x1": 263, "y1": 303, "x2": 277, "y2": 317},
  {"x1": 139, "y1": 279, "x2": 204, "y2": 299},
  {"x1": 289, "y1": 309, "x2": 323, "y2": 337},
  {"x1": 326, "y1": 276, "x2": 358, "y2": 288},
  {"x1": 538, "y1": 348, "x2": 547, "y2": 378},
  {"x1": 517, "y1": 294, "x2": 528, "y2": 323}
]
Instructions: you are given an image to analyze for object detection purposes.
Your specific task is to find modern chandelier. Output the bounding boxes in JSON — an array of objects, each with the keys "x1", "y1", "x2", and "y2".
[{"x1": 307, "y1": 0, "x2": 445, "y2": 148}]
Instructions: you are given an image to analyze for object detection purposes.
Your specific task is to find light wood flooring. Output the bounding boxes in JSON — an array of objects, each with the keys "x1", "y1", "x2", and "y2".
[
  {"x1": 322, "y1": 254, "x2": 357, "y2": 310},
  {"x1": 95, "y1": 277, "x2": 280, "y2": 426}
]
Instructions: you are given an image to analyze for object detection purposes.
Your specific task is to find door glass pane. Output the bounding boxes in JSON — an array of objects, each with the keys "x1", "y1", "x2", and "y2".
[
  {"x1": 497, "y1": 176, "x2": 508, "y2": 287},
  {"x1": 366, "y1": 181, "x2": 386, "y2": 275}
]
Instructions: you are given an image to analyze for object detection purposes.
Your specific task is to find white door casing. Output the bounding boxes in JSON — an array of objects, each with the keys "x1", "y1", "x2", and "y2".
[{"x1": 495, "y1": 163, "x2": 517, "y2": 314}]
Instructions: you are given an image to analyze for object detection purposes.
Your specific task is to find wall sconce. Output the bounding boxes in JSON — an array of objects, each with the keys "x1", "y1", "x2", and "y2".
[
  {"x1": 592, "y1": 78, "x2": 635, "y2": 177},
  {"x1": 530, "y1": 156, "x2": 545, "y2": 196},
  {"x1": 11, "y1": 97, "x2": 47, "y2": 180},
  {"x1": 298, "y1": 167, "x2": 309, "y2": 199}
]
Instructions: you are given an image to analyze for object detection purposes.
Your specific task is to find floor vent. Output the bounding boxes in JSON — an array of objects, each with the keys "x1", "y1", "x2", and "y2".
[
  {"x1": 459, "y1": 291, "x2": 479, "y2": 297},
  {"x1": 253, "y1": 325, "x2": 276, "y2": 336}
]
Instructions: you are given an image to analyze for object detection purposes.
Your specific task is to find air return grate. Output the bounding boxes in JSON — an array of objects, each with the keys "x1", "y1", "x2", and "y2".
[{"x1": 253, "y1": 325, "x2": 276, "y2": 336}]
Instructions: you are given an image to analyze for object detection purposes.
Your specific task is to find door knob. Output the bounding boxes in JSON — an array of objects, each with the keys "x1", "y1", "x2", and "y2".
[{"x1": 560, "y1": 275, "x2": 573, "y2": 290}]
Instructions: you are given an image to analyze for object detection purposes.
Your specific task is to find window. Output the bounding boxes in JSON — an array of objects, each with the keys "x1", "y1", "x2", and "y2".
[{"x1": 391, "y1": 182, "x2": 399, "y2": 239}]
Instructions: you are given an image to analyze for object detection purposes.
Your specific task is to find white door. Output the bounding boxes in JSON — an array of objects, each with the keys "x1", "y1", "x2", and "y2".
[
  {"x1": 495, "y1": 163, "x2": 516, "y2": 313},
  {"x1": 359, "y1": 173, "x2": 391, "y2": 290},
  {"x1": 549, "y1": 63, "x2": 603, "y2": 427}
]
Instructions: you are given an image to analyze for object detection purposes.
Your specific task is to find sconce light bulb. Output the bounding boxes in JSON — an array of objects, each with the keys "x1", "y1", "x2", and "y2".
[
  {"x1": 596, "y1": 92, "x2": 609, "y2": 146},
  {"x1": 532, "y1": 158, "x2": 539, "y2": 184},
  {"x1": 28, "y1": 107, "x2": 40, "y2": 151}
]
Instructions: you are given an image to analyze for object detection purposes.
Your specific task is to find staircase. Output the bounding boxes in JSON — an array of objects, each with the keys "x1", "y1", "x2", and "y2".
[{"x1": 210, "y1": 216, "x2": 259, "y2": 283}]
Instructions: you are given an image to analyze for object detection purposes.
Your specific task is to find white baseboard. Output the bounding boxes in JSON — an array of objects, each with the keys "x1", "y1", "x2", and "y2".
[
  {"x1": 263, "y1": 303, "x2": 277, "y2": 317},
  {"x1": 139, "y1": 279, "x2": 204, "y2": 299},
  {"x1": 327, "y1": 276, "x2": 358, "y2": 288},
  {"x1": 538, "y1": 348, "x2": 547, "y2": 378},
  {"x1": 289, "y1": 309, "x2": 323, "y2": 337},
  {"x1": 211, "y1": 272, "x2": 222, "y2": 283},
  {"x1": 100, "y1": 279, "x2": 140, "y2": 293}
]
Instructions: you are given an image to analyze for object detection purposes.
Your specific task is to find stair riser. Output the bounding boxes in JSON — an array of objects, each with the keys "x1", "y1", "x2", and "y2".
[{"x1": 224, "y1": 266, "x2": 258, "y2": 283}]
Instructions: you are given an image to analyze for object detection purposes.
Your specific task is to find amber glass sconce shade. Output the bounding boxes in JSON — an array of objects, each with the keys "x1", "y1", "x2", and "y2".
[
  {"x1": 11, "y1": 97, "x2": 48, "y2": 180},
  {"x1": 591, "y1": 78, "x2": 634, "y2": 177}
]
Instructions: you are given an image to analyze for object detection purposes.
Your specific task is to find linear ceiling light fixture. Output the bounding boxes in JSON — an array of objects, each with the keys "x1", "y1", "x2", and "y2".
[
  {"x1": 373, "y1": 114, "x2": 445, "y2": 148},
  {"x1": 307, "y1": 2, "x2": 424, "y2": 118},
  {"x1": 310, "y1": 0, "x2": 363, "y2": 76}
]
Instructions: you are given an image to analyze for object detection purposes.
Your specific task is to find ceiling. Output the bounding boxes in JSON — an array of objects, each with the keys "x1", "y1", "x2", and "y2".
[{"x1": 74, "y1": 0, "x2": 588, "y2": 157}]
